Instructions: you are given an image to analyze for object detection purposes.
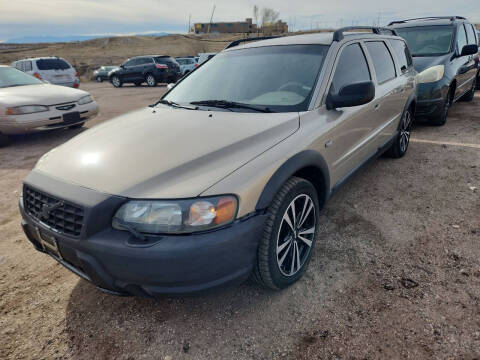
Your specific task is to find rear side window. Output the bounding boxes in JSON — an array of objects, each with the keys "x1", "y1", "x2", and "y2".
[
  {"x1": 36, "y1": 58, "x2": 70, "y2": 70},
  {"x1": 365, "y1": 41, "x2": 396, "y2": 84},
  {"x1": 457, "y1": 25, "x2": 468, "y2": 52},
  {"x1": 154, "y1": 57, "x2": 174, "y2": 64},
  {"x1": 24, "y1": 61, "x2": 32, "y2": 72},
  {"x1": 137, "y1": 57, "x2": 153, "y2": 65},
  {"x1": 330, "y1": 43, "x2": 371, "y2": 94},
  {"x1": 465, "y1": 24, "x2": 476, "y2": 45},
  {"x1": 390, "y1": 39, "x2": 413, "y2": 72}
]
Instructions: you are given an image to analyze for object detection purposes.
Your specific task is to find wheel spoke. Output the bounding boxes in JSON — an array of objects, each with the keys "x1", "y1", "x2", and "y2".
[
  {"x1": 282, "y1": 209, "x2": 295, "y2": 233},
  {"x1": 290, "y1": 241, "x2": 297, "y2": 275},
  {"x1": 298, "y1": 201, "x2": 313, "y2": 228},
  {"x1": 290, "y1": 201, "x2": 297, "y2": 229},
  {"x1": 278, "y1": 241, "x2": 293, "y2": 267},
  {"x1": 295, "y1": 242, "x2": 301, "y2": 273},
  {"x1": 277, "y1": 238, "x2": 292, "y2": 255},
  {"x1": 299, "y1": 226, "x2": 315, "y2": 236},
  {"x1": 297, "y1": 235, "x2": 312, "y2": 247}
]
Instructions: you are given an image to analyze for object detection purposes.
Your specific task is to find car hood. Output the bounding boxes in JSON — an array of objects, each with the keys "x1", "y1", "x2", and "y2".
[
  {"x1": 0, "y1": 84, "x2": 89, "y2": 106},
  {"x1": 412, "y1": 54, "x2": 450, "y2": 73},
  {"x1": 34, "y1": 106, "x2": 299, "y2": 199}
]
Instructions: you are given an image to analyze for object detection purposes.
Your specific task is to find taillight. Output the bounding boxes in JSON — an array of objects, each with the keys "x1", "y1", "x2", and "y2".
[
  {"x1": 155, "y1": 64, "x2": 168, "y2": 69},
  {"x1": 194, "y1": 63, "x2": 199, "y2": 68},
  {"x1": 73, "y1": 83, "x2": 79, "y2": 88},
  {"x1": 33, "y1": 72, "x2": 42, "y2": 79}
]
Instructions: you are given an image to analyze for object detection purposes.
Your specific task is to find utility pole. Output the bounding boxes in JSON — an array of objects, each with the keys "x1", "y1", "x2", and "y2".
[
  {"x1": 188, "y1": 14, "x2": 191, "y2": 33},
  {"x1": 207, "y1": 4, "x2": 216, "y2": 34}
]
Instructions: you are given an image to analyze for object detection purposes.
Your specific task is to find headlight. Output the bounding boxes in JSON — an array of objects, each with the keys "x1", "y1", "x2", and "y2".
[
  {"x1": 416, "y1": 65, "x2": 445, "y2": 84},
  {"x1": 6, "y1": 105, "x2": 49, "y2": 115},
  {"x1": 78, "y1": 95, "x2": 94, "y2": 105},
  {"x1": 112, "y1": 195, "x2": 238, "y2": 234}
]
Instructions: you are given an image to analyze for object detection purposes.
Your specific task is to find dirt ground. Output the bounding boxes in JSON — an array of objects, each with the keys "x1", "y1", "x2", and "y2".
[{"x1": 0, "y1": 82, "x2": 479, "y2": 360}]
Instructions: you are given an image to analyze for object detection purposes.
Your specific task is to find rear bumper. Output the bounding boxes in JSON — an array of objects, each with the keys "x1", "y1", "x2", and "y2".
[{"x1": 19, "y1": 172, "x2": 265, "y2": 296}]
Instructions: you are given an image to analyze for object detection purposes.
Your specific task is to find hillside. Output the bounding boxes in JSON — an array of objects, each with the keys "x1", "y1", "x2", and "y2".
[{"x1": 0, "y1": 34, "x2": 244, "y2": 79}]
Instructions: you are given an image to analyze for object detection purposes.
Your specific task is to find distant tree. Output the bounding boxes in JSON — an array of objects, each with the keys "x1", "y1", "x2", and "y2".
[{"x1": 261, "y1": 8, "x2": 280, "y2": 27}]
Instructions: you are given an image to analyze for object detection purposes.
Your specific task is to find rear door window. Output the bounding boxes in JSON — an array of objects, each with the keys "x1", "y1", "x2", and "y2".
[
  {"x1": 330, "y1": 43, "x2": 371, "y2": 94},
  {"x1": 365, "y1": 41, "x2": 396, "y2": 84},
  {"x1": 389, "y1": 39, "x2": 413, "y2": 72},
  {"x1": 36, "y1": 58, "x2": 71, "y2": 70}
]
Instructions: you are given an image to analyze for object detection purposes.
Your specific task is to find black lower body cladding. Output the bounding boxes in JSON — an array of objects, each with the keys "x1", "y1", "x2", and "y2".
[{"x1": 20, "y1": 171, "x2": 266, "y2": 296}]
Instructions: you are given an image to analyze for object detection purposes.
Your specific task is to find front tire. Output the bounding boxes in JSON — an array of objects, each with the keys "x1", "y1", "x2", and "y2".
[
  {"x1": 96, "y1": 76, "x2": 103, "y2": 82},
  {"x1": 430, "y1": 87, "x2": 452, "y2": 126},
  {"x1": 253, "y1": 177, "x2": 320, "y2": 290},
  {"x1": 145, "y1": 73, "x2": 157, "y2": 87},
  {"x1": 385, "y1": 106, "x2": 413, "y2": 158},
  {"x1": 111, "y1": 75, "x2": 122, "y2": 88}
]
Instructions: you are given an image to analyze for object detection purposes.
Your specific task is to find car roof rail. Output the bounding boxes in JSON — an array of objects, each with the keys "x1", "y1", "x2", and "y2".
[
  {"x1": 332, "y1": 26, "x2": 397, "y2": 42},
  {"x1": 224, "y1": 36, "x2": 281, "y2": 49},
  {"x1": 388, "y1": 16, "x2": 466, "y2": 25}
]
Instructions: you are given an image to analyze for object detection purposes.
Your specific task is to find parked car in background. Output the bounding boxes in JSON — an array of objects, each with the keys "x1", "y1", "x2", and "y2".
[
  {"x1": 108, "y1": 55, "x2": 181, "y2": 88},
  {"x1": 197, "y1": 52, "x2": 217, "y2": 65},
  {"x1": 175, "y1": 57, "x2": 198, "y2": 75},
  {"x1": 20, "y1": 28, "x2": 416, "y2": 296},
  {"x1": 0, "y1": 66, "x2": 98, "y2": 147},
  {"x1": 11, "y1": 57, "x2": 80, "y2": 88},
  {"x1": 389, "y1": 16, "x2": 479, "y2": 125},
  {"x1": 93, "y1": 66, "x2": 119, "y2": 82}
]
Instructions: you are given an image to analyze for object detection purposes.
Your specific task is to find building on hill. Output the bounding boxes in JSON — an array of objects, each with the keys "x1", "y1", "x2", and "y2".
[{"x1": 193, "y1": 18, "x2": 288, "y2": 35}]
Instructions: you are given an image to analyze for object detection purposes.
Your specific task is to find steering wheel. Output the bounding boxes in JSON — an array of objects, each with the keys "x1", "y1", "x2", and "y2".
[{"x1": 277, "y1": 82, "x2": 306, "y2": 93}]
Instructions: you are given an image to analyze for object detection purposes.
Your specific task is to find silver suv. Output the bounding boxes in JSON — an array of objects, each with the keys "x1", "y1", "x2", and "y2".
[{"x1": 20, "y1": 27, "x2": 416, "y2": 296}]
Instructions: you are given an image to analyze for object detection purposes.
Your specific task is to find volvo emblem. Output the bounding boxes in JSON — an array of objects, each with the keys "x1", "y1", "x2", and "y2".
[{"x1": 41, "y1": 202, "x2": 63, "y2": 219}]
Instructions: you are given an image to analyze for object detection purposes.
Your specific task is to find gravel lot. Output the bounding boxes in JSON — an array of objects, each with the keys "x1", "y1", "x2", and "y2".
[{"x1": 1, "y1": 82, "x2": 479, "y2": 360}]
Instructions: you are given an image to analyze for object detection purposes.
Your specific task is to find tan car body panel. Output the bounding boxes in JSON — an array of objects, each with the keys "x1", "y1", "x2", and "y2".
[
  {"x1": 35, "y1": 106, "x2": 299, "y2": 199},
  {"x1": 31, "y1": 33, "x2": 416, "y2": 218}
]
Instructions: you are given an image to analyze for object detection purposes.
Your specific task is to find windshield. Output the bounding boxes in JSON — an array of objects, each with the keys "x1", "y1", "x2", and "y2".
[
  {"x1": 36, "y1": 58, "x2": 71, "y2": 70},
  {"x1": 395, "y1": 26, "x2": 454, "y2": 56},
  {"x1": 164, "y1": 45, "x2": 329, "y2": 112},
  {"x1": 0, "y1": 67, "x2": 44, "y2": 88}
]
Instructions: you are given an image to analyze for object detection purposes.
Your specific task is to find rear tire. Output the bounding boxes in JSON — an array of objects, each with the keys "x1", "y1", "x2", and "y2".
[
  {"x1": 68, "y1": 122, "x2": 85, "y2": 130},
  {"x1": 253, "y1": 177, "x2": 320, "y2": 290},
  {"x1": 0, "y1": 133, "x2": 11, "y2": 147},
  {"x1": 430, "y1": 87, "x2": 452, "y2": 126},
  {"x1": 111, "y1": 75, "x2": 122, "y2": 88},
  {"x1": 134, "y1": 81, "x2": 142, "y2": 87},
  {"x1": 385, "y1": 106, "x2": 413, "y2": 158},
  {"x1": 145, "y1": 74, "x2": 157, "y2": 87},
  {"x1": 461, "y1": 77, "x2": 476, "y2": 102}
]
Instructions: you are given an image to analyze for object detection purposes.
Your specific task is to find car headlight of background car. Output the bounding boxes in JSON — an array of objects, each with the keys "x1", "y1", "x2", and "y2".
[
  {"x1": 6, "y1": 105, "x2": 49, "y2": 115},
  {"x1": 112, "y1": 195, "x2": 238, "y2": 234},
  {"x1": 78, "y1": 95, "x2": 94, "y2": 105},
  {"x1": 416, "y1": 65, "x2": 445, "y2": 84}
]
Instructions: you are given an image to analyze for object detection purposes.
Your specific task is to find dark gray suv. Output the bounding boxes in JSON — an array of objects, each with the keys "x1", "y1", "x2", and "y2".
[{"x1": 388, "y1": 16, "x2": 479, "y2": 125}]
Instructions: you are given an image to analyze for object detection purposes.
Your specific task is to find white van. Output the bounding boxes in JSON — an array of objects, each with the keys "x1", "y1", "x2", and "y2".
[
  {"x1": 197, "y1": 52, "x2": 217, "y2": 65},
  {"x1": 11, "y1": 57, "x2": 80, "y2": 88}
]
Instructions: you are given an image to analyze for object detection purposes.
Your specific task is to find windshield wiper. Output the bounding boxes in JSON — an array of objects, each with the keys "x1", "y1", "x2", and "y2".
[
  {"x1": 153, "y1": 99, "x2": 197, "y2": 110},
  {"x1": 190, "y1": 100, "x2": 274, "y2": 113}
]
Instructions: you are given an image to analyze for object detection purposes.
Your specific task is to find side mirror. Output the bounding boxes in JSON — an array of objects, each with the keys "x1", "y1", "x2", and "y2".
[
  {"x1": 120, "y1": 64, "x2": 125, "y2": 69},
  {"x1": 167, "y1": 83, "x2": 175, "y2": 90},
  {"x1": 460, "y1": 44, "x2": 478, "y2": 57},
  {"x1": 326, "y1": 81, "x2": 375, "y2": 110}
]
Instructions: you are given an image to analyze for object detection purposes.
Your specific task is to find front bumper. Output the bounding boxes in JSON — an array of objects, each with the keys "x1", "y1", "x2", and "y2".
[
  {"x1": 414, "y1": 80, "x2": 449, "y2": 119},
  {"x1": 19, "y1": 171, "x2": 266, "y2": 296},
  {"x1": 0, "y1": 102, "x2": 98, "y2": 135}
]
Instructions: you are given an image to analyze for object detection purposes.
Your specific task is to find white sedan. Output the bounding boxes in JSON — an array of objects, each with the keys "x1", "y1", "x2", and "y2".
[{"x1": 0, "y1": 65, "x2": 98, "y2": 146}]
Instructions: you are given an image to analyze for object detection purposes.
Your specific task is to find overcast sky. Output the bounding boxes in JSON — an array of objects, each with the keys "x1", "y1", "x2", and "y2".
[{"x1": 0, "y1": 0, "x2": 478, "y2": 40}]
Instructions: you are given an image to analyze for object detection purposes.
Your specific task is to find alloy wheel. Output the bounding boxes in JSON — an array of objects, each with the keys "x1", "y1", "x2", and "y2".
[
  {"x1": 147, "y1": 75, "x2": 155, "y2": 86},
  {"x1": 399, "y1": 110, "x2": 412, "y2": 153},
  {"x1": 112, "y1": 76, "x2": 120, "y2": 87},
  {"x1": 276, "y1": 194, "x2": 316, "y2": 277}
]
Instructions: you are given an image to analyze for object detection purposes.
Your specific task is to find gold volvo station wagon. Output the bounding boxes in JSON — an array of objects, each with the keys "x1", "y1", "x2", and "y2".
[{"x1": 20, "y1": 27, "x2": 416, "y2": 296}]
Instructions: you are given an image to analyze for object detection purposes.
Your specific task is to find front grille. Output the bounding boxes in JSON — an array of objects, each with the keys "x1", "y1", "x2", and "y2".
[{"x1": 24, "y1": 185, "x2": 84, "y2": 237}]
